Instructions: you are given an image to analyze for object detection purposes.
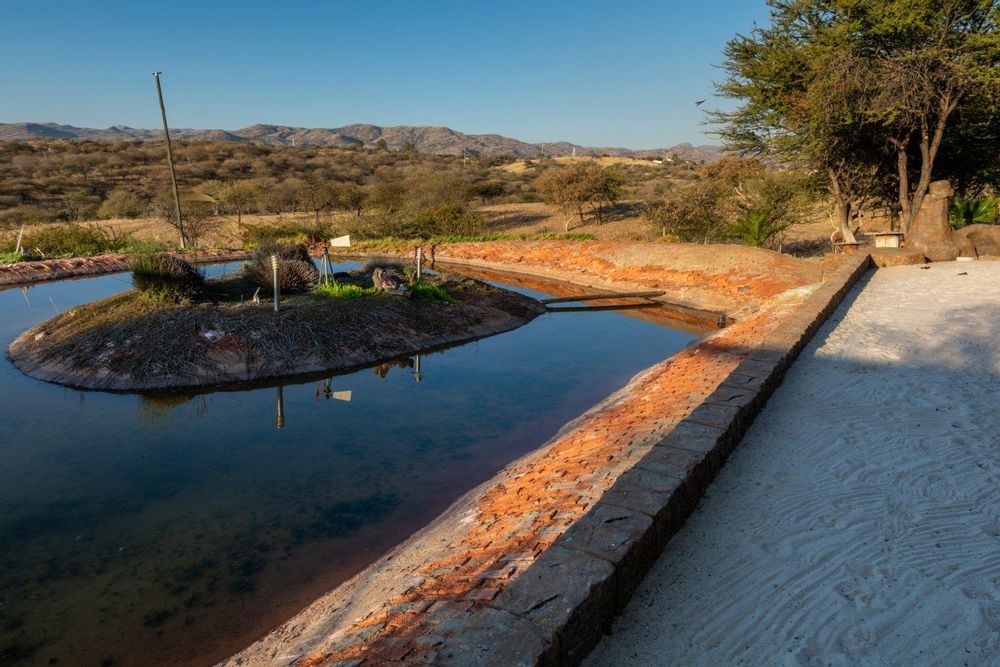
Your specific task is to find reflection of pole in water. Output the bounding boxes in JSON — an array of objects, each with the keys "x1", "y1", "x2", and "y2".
[
  {"x1": 20, "y1": 287, "x2": 32, "y2": 308},
  {"x1": 276, "y1": 385, "x2": 285, "y2": 429},
  {"x1": 412, "y1": 354, "x2": 423, "y2": 383},
  {"x1": 315, "y1": 378, "x2": 352, "y2": 402}
]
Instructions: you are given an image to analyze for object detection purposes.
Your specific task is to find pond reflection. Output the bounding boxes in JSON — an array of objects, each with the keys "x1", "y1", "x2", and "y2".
[{"x1": 0, "y1": 263, "x2": 695, "y2": 666}]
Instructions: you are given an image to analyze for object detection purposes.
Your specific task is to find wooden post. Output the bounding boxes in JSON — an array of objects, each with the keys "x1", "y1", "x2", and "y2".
[
  {"x1": 15, "y1": 224, "x2": 25, "y2": 255},
  {"x1": 152, "y1": 72, "x2": 185, "y2": 250},
  {"x1": 271, "y1": 254, "x2": 280, "y2": 312},
  {"x1": 415, "y1": 246, "x2": 423, "y2": 281}
]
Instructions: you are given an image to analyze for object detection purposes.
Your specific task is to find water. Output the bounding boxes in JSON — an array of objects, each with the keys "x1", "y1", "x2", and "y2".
[{"x1": 0, "y1": 263, "x2": 695, "y2": 666}]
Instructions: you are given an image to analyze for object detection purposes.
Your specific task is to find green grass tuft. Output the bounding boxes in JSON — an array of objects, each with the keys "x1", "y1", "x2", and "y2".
[
  {"x1": 314, "y1": 281, "x2": 378, "y2": 299},
  {"x1": 0, "y1": 251, "x2": 22, "y2": 264},
  {"x1": 410, "y1": 281, "x2": 458, "y2": 304}
]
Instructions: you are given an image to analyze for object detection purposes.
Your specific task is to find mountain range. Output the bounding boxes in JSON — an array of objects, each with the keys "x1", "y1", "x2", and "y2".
[{"x1": 0, "y1": 122, "x2": 724, "y2": 162}]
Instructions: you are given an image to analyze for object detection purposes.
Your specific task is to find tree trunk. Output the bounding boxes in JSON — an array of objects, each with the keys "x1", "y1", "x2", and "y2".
[
  {"x1": 828, "y1": 169, "x2": 857, "y2": 244},
  {"x1": 898, "y1": 95, "x2": 958, "y2": 233},
  {"x1": 893, "y1": 141, "x2": 911, "y2": 232}
]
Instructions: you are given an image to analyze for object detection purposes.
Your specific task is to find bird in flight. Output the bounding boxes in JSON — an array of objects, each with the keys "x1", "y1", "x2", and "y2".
[{"x1": 695, "y1": 99, "x2": 706, "y2": 106}]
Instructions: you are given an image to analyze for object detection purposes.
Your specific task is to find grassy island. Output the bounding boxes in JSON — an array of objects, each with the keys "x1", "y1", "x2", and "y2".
[{"x1": 7, "y1": 247, "x2": 544, "y2": 391}]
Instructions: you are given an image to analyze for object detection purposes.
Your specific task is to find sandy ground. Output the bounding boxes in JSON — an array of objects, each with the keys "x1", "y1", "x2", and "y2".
[{"x1": 585, "y1": 260, "x2": 1000, "y2": 666}]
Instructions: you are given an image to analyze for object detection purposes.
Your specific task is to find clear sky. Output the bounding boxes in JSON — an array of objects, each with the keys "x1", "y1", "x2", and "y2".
[{"x1": 0, "y1": 1, "x2": 770, "y2": 149}]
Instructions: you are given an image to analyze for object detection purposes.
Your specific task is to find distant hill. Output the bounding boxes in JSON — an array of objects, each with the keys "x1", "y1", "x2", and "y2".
[{"x1": 0, "y1": 121, "x2": 724, "y2": 162}]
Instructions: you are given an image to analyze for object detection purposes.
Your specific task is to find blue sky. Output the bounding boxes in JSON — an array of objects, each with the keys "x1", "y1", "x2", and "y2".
[{"x1": 0, "y1": 1, "x2": 770, "y2": 148}]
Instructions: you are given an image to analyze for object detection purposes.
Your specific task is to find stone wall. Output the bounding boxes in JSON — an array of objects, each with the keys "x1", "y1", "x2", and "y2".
[{"x1": 223, "y1": 247, "x2": 864, "y2": 667}]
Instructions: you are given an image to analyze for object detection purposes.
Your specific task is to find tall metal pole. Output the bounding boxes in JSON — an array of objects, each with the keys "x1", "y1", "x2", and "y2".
[{"x1": 152, "y1": 71, "x2": 185, "y2": 250}]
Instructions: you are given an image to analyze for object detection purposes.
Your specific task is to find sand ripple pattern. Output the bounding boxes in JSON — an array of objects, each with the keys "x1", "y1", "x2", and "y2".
[{"x1": 586, "y1": 261, "x2": 1000, "y2": 666}]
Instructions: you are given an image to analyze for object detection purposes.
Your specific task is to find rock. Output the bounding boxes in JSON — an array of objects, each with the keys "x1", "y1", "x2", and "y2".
[
  {"x1": 955, "y1": 224, "x2": 1000, "y2": 257},
  {"x1": 907, "y1": 181, "x2": 965, "y2": 262}
]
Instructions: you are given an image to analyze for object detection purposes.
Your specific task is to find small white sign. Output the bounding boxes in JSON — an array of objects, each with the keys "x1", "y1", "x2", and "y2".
[
  {"x1": 332, "y1": 390, "x2": 352, "y2": 402},
  {"x1": 330, "y1": 235, "x2": 351, "y2": 248}
]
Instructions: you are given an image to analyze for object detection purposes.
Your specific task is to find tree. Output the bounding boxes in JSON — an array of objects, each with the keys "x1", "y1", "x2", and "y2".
[
  {"x1": 98, "y1": 189, "x2": 144, "y2": 221},
  {"x1": 642, "y1": 179, "x2": 727, "y2": 243},
  {"x1": 713, "y1": 0, "x2": 1000, "y2": 239},
  {"x1": 535, "y1": 164, "x2": 624, "y2": 231},
  {"x1": 335, "y1": 183, "x2": 368, "y2": 216},
  {"x1": 855, "y1": 1, "x2": 1000, "y2": 232},
  {"x1": 365, "y1": 180, "x2": 407, "y2": 213},
  {"x1": 219, "y1": 180, "x2": 260, "y2": 224},
  {"x1": 586, "y1": 168, "x2": 625, "y2": 223},
  {"x1": 467, "y1": 181, "x2": 507, "y2": 205},
  {"x1": 301, "y1": 178, "x2": 335, "y2": 223}
]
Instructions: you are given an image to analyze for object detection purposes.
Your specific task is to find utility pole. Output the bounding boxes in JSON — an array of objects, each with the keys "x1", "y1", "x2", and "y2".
[{"x1": 152, "y1": 71, "x2": 185, "y2": 250}]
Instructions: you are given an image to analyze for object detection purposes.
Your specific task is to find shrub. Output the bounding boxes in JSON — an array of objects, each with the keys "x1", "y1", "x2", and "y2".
[
  {"x1": 19, "y1": 223, "x2": 114, "y2": 257},
  {"x1": 130, "y1": 253, "x2": 205, "y2": 302},
  {"x1": 0, "y1": 223, "x2": 170, "y2": 259},
  {"x1": 252, "y1": 241, "x2": 312, "y2": 263},
  {"x1": 950, "y1": 196, "x2": 999, "y2": 228},
  {"x1": 244, "y1": 242, "x2": 319, "y2": 294},
  {"x1": 726, "y1": 210, "x2": 790, "y2": 248},
  {"x1": 239, "y1": 219, "x2": 338, "y2": 246},
  {"x1": 346, "y1": 204, "x2": 482, "y2": 240}
]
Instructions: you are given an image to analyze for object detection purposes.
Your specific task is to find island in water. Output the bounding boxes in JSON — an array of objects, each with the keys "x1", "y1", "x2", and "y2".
[{"x1": 7, "y1": 246, "x2": 545, "y2": 391}]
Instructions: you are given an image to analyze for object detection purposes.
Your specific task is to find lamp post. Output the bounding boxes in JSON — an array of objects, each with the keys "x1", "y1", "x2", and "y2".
[{"x1": 271, "y1": 255, "x2": 280, "y2": 312}]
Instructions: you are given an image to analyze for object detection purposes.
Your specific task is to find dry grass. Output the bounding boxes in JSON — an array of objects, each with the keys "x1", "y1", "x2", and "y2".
[
  {"x1": 499, "y1": 156, "x2": 668, "y2": 174},
  {"x1": 16, "y1": 194, "x2": 853, "y2": 257},
  {"x1": 477, "y1": 202, "x2": 655, "y2": 240}
]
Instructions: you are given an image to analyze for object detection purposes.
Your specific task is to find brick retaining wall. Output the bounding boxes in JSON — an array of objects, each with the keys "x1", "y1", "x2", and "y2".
[{"x1": 224, "y1": 253, "x2": 872, "y2": 667}]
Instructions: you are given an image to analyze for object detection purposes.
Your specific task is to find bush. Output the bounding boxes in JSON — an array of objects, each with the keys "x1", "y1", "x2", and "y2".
[
  {"x1": 0, "y1": 223, "x2": 170, "y2": 259},
  {"x1": 19, "y1": 223, "x2": 115, "y2": 257},
  {"x1": 346, "y1": 203, "x2": 482, "y2": 240},
  {"x1": 950, "y1": 196, "x2": 999, "y2": 228},
  {"x1": 130, "y1": 254, "x2": 205, "y2": 302},
  {"x1": 239, "y1": 218, "x2": 338, "y2": 246},
  {"x1": 726, "y1": 210, "x2": 790, "y2": 248},
  {"x1": 252, "y1": 241, "x2": 312, "y2": 263},
  {"x1": 244, "y1": 242, "x2": 319, "y2": 294}
]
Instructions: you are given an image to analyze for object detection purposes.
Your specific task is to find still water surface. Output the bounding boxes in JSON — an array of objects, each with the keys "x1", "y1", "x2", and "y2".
[{"x1": 0, "y1": 262, "x2": 693, "y2": 666}]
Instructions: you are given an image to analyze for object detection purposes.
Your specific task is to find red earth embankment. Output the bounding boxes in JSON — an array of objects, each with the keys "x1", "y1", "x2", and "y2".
[{"x1": 378, "y1": 240, "x2": 826, "y2": 313}]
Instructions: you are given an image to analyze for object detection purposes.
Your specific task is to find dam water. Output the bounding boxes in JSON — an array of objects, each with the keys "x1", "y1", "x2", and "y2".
[{"x1": 0, "y1": 261, "x2": 694, "y2": 666}]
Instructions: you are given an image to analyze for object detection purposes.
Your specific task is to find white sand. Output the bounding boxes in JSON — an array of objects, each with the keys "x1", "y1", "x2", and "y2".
[{"x1": 585, "y1": 261, "x2": 1000, "y2": 666}]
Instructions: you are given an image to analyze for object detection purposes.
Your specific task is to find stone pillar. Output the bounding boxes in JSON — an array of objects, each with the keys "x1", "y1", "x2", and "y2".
[{"x1": 906, "y1": 180, "x2": 975, "y2": 261}]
